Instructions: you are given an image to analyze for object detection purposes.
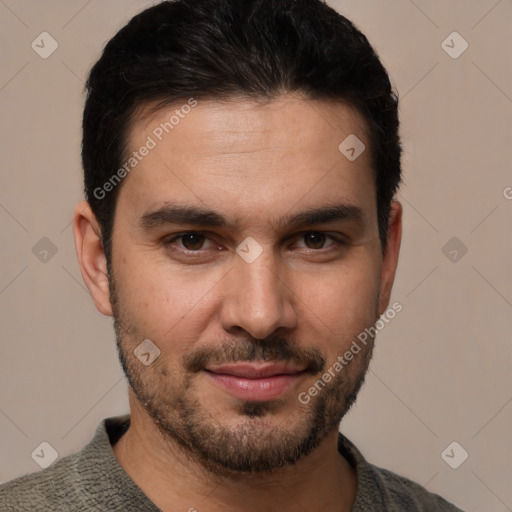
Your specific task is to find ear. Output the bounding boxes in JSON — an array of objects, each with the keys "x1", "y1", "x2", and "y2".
[
  {"x1": 72, "y1": 200, "x2": 113, "y2": 316},
  {"x1": 377, "y1": 200, "x2": 402, "y2": 315}
]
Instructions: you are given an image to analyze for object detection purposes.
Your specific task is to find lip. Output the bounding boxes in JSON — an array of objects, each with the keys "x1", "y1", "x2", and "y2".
[
  {"x1": 206, "y1": 362, "x2": 306, "y2": 378},
  {"x1": 204, "y1": 363, "x2": 307, "y2": 401}
]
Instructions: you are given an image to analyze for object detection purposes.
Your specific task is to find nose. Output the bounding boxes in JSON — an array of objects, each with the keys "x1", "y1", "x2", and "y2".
[{"x1": 219, "y1": 249, "x2": 298, "y2": 339}]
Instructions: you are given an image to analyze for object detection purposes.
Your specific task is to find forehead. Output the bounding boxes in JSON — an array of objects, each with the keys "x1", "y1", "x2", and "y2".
[
  {"x1": 118, "y1": 95, "x2": 376, "y2": 228},
  {"x1": 132, "y1": 95, "x2": 369, "y2": 156}
]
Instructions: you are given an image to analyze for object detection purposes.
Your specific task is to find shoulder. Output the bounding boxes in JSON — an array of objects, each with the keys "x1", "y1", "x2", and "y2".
[
  {"x1": 0, "y1": 416, "x2": 129, "y2": 512},
  {"x1": 0, "y1": 416, "x2": 133, "y2": 512},
  {"x1": 338, "y1": 432, "x2": 465, "y2": 511},
  {"x1": 369, "y1": 463, "x2": 465, "y2": 511},
  {"x1": 0, "y1": 452, "x2": 83, "y2": 512}
]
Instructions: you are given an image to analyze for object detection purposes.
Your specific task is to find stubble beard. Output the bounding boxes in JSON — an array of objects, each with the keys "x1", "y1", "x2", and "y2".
[{"x1": 108, "y1": 271, "x2": 375, "y2": 477}]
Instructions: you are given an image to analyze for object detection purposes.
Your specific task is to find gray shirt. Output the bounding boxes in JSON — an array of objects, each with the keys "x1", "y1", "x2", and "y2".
[{"x1": 0, "y1": 415, "x2": 465, "y2": 511}]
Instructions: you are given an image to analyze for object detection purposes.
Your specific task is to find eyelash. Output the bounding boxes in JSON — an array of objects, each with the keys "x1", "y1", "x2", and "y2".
[{"x1": 162, "y1": 231, "x2": 345, "y2": 254}]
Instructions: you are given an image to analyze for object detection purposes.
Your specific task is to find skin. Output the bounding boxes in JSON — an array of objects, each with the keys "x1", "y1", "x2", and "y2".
[{"x1": 73, "y1": 94, "x2": 402, "y2": 512}]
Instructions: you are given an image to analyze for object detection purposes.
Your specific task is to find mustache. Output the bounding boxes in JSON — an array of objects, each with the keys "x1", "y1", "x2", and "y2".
[{"x1": 184, "y1": 334, "x2": 326, "y2": 375}]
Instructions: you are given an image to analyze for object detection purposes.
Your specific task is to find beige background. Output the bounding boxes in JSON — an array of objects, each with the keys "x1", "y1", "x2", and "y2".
[{"x1": 1, "y1": 1, "x2": 511, "y2": 510}]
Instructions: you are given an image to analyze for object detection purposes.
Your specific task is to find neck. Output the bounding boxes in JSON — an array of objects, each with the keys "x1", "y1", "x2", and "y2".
[{"x1": 113, "y1": 392, "x2": 357, "y2": 512}]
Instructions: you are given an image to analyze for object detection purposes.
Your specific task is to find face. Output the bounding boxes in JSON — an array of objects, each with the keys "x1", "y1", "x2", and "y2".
[{"x1": 94, "y1": 95, "x2": 400, "y2": 475}]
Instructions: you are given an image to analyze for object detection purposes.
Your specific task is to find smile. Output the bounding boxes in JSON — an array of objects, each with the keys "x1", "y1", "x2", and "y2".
[{"x1": 204, "y1": 363, "x2": 307, "y2": 401}]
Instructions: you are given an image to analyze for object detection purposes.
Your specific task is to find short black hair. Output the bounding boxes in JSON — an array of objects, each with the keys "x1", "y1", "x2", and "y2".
[{"x1": 82, "y1": 0, "x2": 401, "y2": 268}]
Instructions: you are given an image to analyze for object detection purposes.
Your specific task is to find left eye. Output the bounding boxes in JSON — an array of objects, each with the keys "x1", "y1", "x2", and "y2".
[
  {"x1": 295, "y1": 232, "x2": 337, "y2": 250},
  {"x1": 167, "y1": 233, "x2": 213, "y2": 251}
]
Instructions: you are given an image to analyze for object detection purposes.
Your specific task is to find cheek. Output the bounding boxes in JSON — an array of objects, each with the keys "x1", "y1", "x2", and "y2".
[
  {"x1": 293, "y1": 258, "x2": 380, "y2": 335},
  {"x1": 114, "y1": 252, "x2": 222, "y2": 348}
]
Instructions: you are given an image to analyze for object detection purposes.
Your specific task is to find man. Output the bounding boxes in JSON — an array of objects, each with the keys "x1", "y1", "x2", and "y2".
[{"x1": 0, "y1": 0, "x2": 465, "y2": 510}]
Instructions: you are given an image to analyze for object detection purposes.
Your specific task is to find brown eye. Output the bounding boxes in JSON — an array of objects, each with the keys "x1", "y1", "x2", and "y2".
[
  {"x1": 180, "y1": 233, "x2": 206, "y2": 250},
  {"x1": 303, "y1": 232, "x2": 327, "y2": 249}
]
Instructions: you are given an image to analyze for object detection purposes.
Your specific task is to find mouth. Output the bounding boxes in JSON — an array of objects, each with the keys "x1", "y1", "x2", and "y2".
[{"x1": 204, "y1": 362, "x2": 308, "y2": 401}]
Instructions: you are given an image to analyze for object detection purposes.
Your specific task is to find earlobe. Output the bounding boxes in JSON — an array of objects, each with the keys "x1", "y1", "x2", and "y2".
[
  {"x1": 377, "y1": 200, "x2": 402, "y2": 316},
  {"x1": 72, "y1": 200, "x2": 113, "y2": 317}
]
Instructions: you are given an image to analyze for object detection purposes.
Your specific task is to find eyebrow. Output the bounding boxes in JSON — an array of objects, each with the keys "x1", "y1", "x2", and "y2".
[{"x1": 139, "y1": 202, "x2": 365, "y2": 232}]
